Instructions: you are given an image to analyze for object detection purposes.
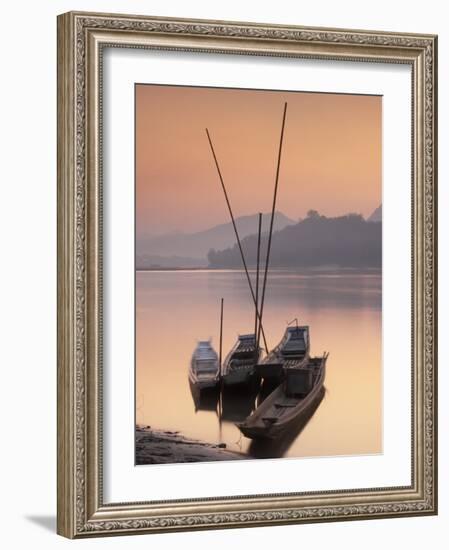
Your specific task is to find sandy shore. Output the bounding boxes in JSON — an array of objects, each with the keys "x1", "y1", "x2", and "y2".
[{"x1": 136, "y1": 425, "x2": 247, "y2": 464}]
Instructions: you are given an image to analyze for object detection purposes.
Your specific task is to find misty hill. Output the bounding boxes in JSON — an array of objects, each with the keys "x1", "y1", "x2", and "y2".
[
  {"x1": 207, "y1": 211, "x2": 381, "y2": 268},
  {"x1": 137, "y1": 212, "x2": 296, "y2": 266},
  {"x1": 367, "y1": 205, "x2": 382, "y2": 222}
]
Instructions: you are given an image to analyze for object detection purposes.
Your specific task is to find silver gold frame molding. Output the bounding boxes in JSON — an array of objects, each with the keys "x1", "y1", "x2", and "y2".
[{"x1": 57, "y1": 11, "x2": 437, "y2": 538}]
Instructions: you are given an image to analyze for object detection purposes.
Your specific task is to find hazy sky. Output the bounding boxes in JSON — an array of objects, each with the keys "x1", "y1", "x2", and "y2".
[{"x1": 136, "y1": 84, "x2": 381, "y2": 236}]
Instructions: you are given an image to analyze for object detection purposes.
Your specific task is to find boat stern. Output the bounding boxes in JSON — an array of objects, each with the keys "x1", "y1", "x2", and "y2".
[{"x1": 237, "y1": 421, "x2": 275, "y2": 440}]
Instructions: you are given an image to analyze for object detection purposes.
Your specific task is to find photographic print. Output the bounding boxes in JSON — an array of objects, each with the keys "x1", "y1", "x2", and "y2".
[{"x1": 135, "y1": 84, "x2": 382, "y2": 465}]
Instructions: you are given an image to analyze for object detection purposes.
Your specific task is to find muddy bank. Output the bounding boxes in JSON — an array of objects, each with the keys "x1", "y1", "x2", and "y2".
[{"x1": 136, "y1": 426, "x2": 247, "y2": 464}]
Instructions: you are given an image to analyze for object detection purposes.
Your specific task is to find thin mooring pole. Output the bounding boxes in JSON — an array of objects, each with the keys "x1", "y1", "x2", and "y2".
[
  {"x1": 219, "y1": 297, "x2": 224, "y2": 377},
  {"x1": 257, "y1": 102, "x2": 288, "y2": 352},
  {"x1": 218, "y1": 297, "x2": 224, "y2": 433},
  {"x1": 254, "y1": 213, "x2": 262, "y2": 351},
  {"x1": 206, "y1": 128, "x2": 269, "y2": 353}
]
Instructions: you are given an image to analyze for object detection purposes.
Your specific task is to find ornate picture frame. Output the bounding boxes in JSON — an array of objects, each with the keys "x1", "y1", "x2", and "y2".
[{"x1": 57, "y1": 11, "x2": 437, "y2": 538}]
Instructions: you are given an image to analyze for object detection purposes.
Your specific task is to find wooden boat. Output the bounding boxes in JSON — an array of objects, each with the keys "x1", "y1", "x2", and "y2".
[
  {"x1": 247, "y1": 387, "x2": 325, "y2": 458},
  {"x1": 256, "y1": 325, "x2": 310, "y2": 387},
  {"x1": 237, "y1": 353, "x2": 328, "y2": 440},
  {"x1": 188, "y1": 341, "x2": 220, "y2": 399},
  {"x1": 221, "y1": 334, "x2": 262, "y2": 388}
]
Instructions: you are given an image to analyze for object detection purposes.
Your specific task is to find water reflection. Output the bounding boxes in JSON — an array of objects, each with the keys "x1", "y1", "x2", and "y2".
[
  {"x1": 189, "y1": 381, "x2": 220, "y2": 413},
  {"x1": 220, "y1": 385, "x2": 259, "y2": 423},
  {"x1": 136, "y1": 269, "x2": 382, "y2": 461},
  {"x1": 189, "y1": 377, "x2": 327, "y2": 458}
]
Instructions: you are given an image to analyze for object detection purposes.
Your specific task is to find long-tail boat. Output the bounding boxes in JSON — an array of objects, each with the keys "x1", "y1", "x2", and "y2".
[
  {"x1": 237, "y1": 352, "x2": 328, "y2": 440},
  {"x1": 256, "y1": 323, "x2": 310, "y2": 388},
  {"x1": 188, "y1": 340, "x2": 220, "y2": 401},
  {"x1": 221, "y1": 334, "x2": 262, "y2": 388},
  {"x1": 189, "y1": 298, "x2": 224, "y2": 409}
]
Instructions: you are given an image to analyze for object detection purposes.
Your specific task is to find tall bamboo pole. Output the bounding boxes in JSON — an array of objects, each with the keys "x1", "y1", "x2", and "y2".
[
  {"x1": 218, "y1": 297, "x2": 224, "y2": 434},
  {"x1": 206, "y1": 128, "x2": 268, "y2": 353},
  {"x1": 219, "y1": 297, "x2": 224, "y2": 376},
  {"x1": 257, "y1": 102, "x2": 288, "y2": 352},
  {"x1": 254, "y1": 213, "x2": 262, "y2": 351}
]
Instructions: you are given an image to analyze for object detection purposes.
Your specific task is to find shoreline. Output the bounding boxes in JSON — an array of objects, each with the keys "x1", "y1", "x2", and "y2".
[
  {"x1": 136, "y1": 426, "x2": 247, "y2": 464},
  {"x1": 136, "y1": 266, "x2": 382, "y2": 273}
]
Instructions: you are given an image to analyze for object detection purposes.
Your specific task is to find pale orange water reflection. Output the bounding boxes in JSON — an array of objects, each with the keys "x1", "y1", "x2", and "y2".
[{"x1": 136, "y1": 269, "x2": 382, "y2": 459}]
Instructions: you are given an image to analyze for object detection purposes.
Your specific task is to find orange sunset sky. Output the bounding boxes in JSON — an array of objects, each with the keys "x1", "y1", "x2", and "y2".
[{"x1": 136, "y1": 84, "x2": 382, "y2": 236}]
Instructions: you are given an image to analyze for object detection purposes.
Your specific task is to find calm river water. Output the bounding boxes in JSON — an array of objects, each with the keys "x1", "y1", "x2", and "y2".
[{"x1": 136, "y1": 268, "x2": 382, "y2": 460}]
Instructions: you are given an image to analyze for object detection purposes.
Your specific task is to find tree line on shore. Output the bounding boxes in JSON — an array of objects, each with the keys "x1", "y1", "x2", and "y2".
[{"x1": 207, "y1": 211, "x2": 381, "y2": 268}]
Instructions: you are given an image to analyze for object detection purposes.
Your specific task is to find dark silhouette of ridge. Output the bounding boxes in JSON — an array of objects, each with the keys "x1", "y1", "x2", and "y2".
[{"x1": 207, "y1": 211, "x2": 381, "y2": 268}]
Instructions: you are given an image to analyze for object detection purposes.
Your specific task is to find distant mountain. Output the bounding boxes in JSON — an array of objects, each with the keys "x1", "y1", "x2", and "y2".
[
  {"x1": 137, "y1": 212, "x2": 296, "y2": 263},
  {"x1": 367, "y1": 205, "x2": 382, "y2": 222},
  {"x1": 208, "y1": 212, "x2": 382, "y2": 268}
]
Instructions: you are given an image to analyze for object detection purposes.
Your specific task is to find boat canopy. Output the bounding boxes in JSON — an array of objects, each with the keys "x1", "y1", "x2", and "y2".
[
  {"x1": 194, "y1": 341, "x2": 218, "y2": 362},
  {"x1": 238, "y1": 334, "x2": 256, "y2": 342},
  {"x1": 235, "y1": 334, "x2": 257, "y2": 354},
  {"x1": 281, "y1": 326, "x2": 309, "y2": 356}
]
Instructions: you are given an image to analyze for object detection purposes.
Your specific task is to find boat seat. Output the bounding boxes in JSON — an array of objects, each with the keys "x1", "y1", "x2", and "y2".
[
  {"x1": 274, "y1": 401, "x2": 297, "y2": 408},
  {"x1": 287, "y1": 392, "x2": 308, "y2": 398},
  {"x1": 262, "y1": 416, "x2": 279, "y2": 424}
]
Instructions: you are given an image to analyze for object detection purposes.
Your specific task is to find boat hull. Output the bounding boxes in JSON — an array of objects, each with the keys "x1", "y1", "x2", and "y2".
[
  {"x1": 189, "y1": 340, "x2": 220, "y2": 403},
  {"x1": 256, "y1": 356, "x2": 309, "y2": 388},
  {"x1": 256, "y1": 362, "x2": 284, "y2": 388},
  {"x1": 222, "y1": 366, "x2": 260, "y2": 389},
  {"x1": 188, "y1": 374, "x2": 219, "y2": 393},
  {"x1": 221, "y1": 334, "x2": 262, "y2": 390},
  {"x1": 239, "y1": 384, "x2": 324, "y2": 439},
  {"x1": 238, "y1": 358, "x2": 327, "y2": 440}
]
